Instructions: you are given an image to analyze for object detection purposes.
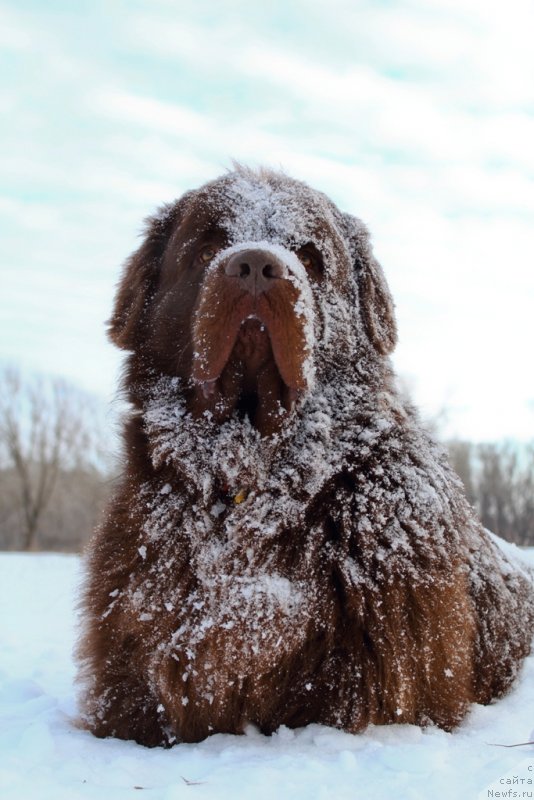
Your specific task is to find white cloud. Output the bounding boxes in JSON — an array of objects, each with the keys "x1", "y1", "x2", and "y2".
[
  {"x1": 92, "y1": 91, "x2": 209, "y2": 139},
  {"x1": 1, "y1": 0, "x2": 533, "y2": 441},
  {"x1": 0, "y1": 6, "x2": 34, "y2": 50},
  {"x1": 119, "y1": 11, "x2": 534, "y2": 177}
]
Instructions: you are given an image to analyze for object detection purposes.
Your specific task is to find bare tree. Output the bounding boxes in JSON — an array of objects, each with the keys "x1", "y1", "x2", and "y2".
[
  {"x1": 447, "y1": 439, "x2": 534, "y2": 547},
  {"x1": 0, "y1": 367, "x2": 110, "y2": 551},
  {"x1": 447, "y1": 439, "x2": 476, "y2": 506}
]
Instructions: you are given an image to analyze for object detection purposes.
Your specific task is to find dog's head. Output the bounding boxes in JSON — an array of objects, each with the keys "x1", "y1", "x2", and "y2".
[{"x1": 109, "y1": 166, "x2": 397, "y2": 435}]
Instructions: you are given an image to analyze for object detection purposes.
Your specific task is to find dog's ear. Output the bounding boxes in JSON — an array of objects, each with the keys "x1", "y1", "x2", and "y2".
[
  {"x1": 108, "y1": 203, "x2": 181, "y2": 350},
  {"x1": 342, "y1": 213, "x2": 397, "y2": 355}
]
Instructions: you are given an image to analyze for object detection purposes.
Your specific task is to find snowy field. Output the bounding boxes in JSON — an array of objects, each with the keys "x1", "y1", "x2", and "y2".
[{"x1": 1, "y1": 550, "x2": 533, "y2": 800}]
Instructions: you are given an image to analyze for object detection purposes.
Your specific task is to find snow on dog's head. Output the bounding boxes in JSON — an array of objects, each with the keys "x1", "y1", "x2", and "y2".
[{"x1": 107, "y1": 165, "x2": 397, "y2": 437}]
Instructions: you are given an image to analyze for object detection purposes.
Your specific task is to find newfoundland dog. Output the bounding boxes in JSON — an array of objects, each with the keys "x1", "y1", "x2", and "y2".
[{"x1": 77, "y1": 165, "x2": 534, "y2": 746}]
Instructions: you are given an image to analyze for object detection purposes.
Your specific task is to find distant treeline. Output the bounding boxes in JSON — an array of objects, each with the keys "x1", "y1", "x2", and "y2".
[
  {"x1": 0, "y1": 367, "x2": 116, "y2": 552},
  {"x1": 0, "y1": 367, "x2": 533, "y2": 551},
  {"x1": 0, "y1": 464, "x2": 113, "y2": 551},
  {"x1": 447, "y1": 439, "x2": 534, "y2": 547}
]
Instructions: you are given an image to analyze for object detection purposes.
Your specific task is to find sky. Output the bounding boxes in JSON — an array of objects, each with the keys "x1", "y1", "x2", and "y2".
[{"x1": 1, "y1": 0, "x2": 533, "y2": 442}]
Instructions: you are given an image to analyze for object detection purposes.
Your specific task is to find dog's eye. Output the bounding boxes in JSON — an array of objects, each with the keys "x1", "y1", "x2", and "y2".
[
  {"x1": 296, "y1": 246, "x2": 322, "y2": 276},
  {"x1": 199, "y1": 245, "x2": 218, "y2": 264}
]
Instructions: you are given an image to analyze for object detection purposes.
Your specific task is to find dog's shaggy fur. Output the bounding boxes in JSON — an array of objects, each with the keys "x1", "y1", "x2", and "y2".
[{"x1": 77, "y1": 166, "x2": 534, "y2": 746}]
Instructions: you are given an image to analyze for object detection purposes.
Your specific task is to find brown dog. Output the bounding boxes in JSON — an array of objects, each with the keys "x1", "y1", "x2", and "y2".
[{"x1": 77, "y1": 165, "x2": 534, "y2": 746}]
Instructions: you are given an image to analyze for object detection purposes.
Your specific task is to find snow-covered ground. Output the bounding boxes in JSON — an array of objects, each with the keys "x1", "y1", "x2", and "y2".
[{"x1": 1, "y1": 551, "x2": 533, "y2": 800}]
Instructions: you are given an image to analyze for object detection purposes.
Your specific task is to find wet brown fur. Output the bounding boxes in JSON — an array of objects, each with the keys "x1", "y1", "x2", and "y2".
[{"x1": 77, "y1": 169, "x2": 534, "y2": 746}]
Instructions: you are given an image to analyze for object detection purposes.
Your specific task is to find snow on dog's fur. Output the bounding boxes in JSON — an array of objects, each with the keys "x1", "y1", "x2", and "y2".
[{"x1": 77, "y1": 165, "x2": 534, "y2": 746}]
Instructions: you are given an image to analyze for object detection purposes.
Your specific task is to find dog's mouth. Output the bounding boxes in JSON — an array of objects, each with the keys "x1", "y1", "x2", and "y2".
[
  {"x1": 189, "y1": 247, "x2": 313, "y2": 435},
  {"x1": 191, "y1": 316, "x2": 301, "y2": 436}
]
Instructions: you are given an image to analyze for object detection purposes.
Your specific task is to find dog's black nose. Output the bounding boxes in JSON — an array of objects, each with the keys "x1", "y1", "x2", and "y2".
[{"x1": 224, "y1": 249, "x2": 287, "y2": 294}]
